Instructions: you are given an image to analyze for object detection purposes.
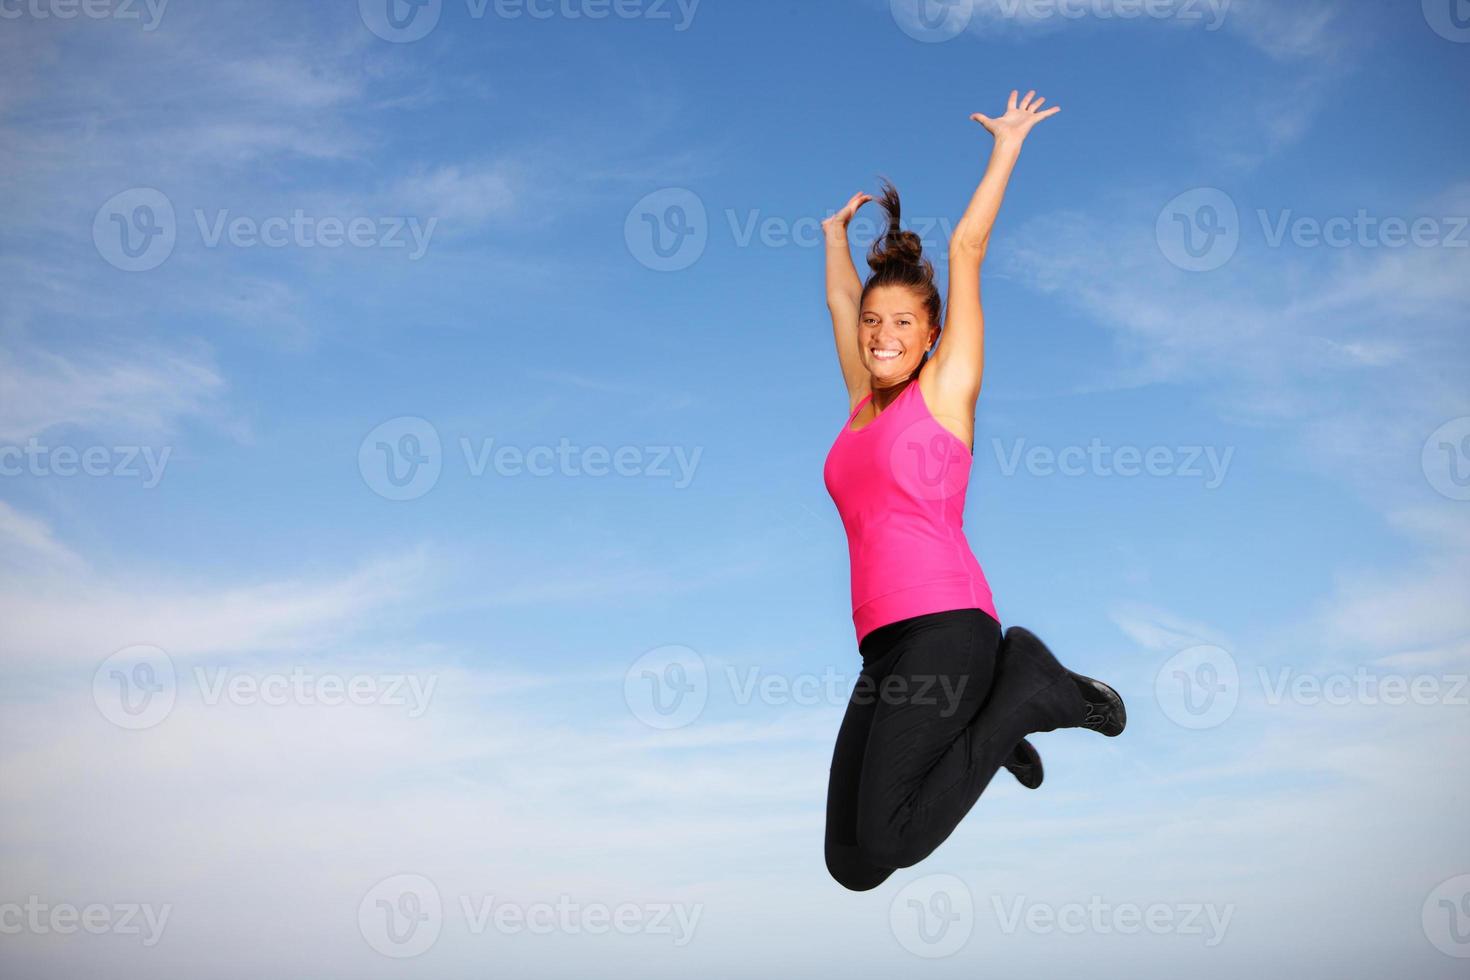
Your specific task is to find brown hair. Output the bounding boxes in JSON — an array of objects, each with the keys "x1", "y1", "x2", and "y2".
[{"x1": 860, "y1": 178, "x2": 942, "y2": 380}]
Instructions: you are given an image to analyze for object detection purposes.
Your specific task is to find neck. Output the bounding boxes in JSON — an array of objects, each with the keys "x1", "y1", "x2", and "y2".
[{"x1": 870, "y1": 375, "x2": 914, "y2": 411}]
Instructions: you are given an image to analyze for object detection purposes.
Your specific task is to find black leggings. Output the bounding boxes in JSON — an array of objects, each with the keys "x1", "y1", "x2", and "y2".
[{"x1": 824, "y1": 608, "x2": 1089, "y2": 891}]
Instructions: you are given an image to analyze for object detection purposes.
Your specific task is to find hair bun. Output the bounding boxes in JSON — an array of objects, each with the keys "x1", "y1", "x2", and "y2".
[{"x1": 865, "y1": 178, "x2": 930, "y2": 276}]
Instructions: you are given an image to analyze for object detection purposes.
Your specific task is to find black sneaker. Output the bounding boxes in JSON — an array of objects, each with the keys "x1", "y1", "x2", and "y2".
[
  {"x1": 1003, "y1": 738, "x2": 1044, "y2": 789},
  {"x1": 1068, "y1": 671, "x2": 1126, "y2": 736}
]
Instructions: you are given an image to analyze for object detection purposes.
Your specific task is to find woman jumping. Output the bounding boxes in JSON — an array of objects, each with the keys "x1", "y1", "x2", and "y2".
[{"x1": 821, "y1": 89, "x2": 1126, "y2": 891}]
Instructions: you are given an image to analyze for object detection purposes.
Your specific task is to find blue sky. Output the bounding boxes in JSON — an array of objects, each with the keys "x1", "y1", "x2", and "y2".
[{"x1": 2, "y1": 0, "x2": 1468, "y2": 977}]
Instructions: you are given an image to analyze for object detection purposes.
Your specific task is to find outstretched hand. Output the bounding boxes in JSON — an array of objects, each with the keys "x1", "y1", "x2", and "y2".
[{"x1": 971, "y1": 89, "x2": 1060, "y2": 142}]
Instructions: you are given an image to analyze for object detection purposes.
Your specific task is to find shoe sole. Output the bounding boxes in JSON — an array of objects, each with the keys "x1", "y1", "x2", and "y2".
[
  {"x1": 1073, "y1": 674, "x2": 1127, "y2": 737},
  {"x1": 1005, "y1": 738, "x2": 1044, "y2": 789}
]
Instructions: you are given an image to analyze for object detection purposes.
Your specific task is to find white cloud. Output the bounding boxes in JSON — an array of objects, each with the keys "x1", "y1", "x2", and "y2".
[
  {"x1": 1216, "y1": 0, "x2": 1347, "y2": 62},
  {"x1": 390, "y1": 164, "x2": 518, "y2": 226},
  {"x1": 1108, "y1": 601, "x2": 1231, "y2": 651},
  {"x1": 0, "y1": 503, "x2": 433, "y2": 666},
  {"x1": 993, "y1": 181, "x2": 1470, "y2": 497},
  {"x1": 0, "y1": 343, "x2": 226, "y2": 442},
  {"x1": 0, "y1": 499, "x2": 84, "y2": 571}
]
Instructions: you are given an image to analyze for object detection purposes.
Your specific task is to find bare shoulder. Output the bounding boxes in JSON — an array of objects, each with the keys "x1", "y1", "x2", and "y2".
[
  {"x1": 917, "y1": 363, "x2": 978, "y2": 452},
  {"x1": 847, "y1": 378, "x2": 871, "y2": 416}
]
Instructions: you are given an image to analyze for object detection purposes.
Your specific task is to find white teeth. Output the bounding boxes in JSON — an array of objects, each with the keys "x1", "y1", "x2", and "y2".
[{"x1": 871, "y1": 349, "x2": 901, "y2": 360}]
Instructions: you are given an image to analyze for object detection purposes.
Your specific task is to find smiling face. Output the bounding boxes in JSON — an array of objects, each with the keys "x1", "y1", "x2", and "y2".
[{"x1": 859, "y1": 285, "x2": 939, "y2": 385}]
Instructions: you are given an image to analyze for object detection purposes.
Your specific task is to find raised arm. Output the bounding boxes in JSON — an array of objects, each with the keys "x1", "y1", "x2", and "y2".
[
  {"x1": 823, "y1": 191, "x2": 874, "y2": 400},
  {"x1": 929, "y1": 89, "x2": 1060, "y2": 402}
]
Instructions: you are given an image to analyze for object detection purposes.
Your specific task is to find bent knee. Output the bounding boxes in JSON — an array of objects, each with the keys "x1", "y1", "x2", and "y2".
[
  {"x1": 854, "y1": 827, "x2": 927, "y2": 872},
  {"x1": 826, "y1": 841, "x2": 895, "y2": 892}
]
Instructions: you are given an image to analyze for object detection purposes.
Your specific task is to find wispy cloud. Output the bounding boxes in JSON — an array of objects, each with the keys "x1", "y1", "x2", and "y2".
[
  {"x1": 0, "y1": 342, "x2": 226, "y2": 442},
  {"x1": 994, "y1": 180, "x2": 1470, "y2": 492},
  {"x1": 0, "y1": 502, "x2": 433, "y2": 666}
]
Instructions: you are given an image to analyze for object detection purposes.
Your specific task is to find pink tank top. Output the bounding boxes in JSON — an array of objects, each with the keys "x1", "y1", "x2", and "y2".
[{"x1": 823, "y1": 378, "x2": 998, "y2": 646}]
